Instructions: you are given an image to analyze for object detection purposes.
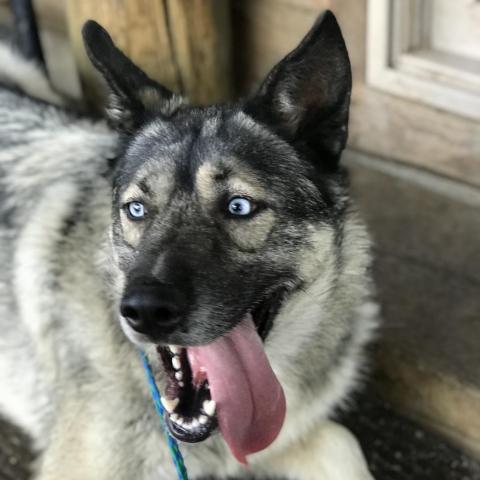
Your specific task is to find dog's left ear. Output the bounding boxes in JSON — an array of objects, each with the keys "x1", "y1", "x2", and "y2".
[
  {"x1": 244, "y1": 11, "x2": 351, "y2": 170},
  {"x1": 82, "y1": 20, "x2": 182, "y2": 132}
]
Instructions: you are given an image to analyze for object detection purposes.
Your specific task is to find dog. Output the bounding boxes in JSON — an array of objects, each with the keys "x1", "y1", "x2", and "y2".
[{"x1": 0, "y1": 10, "x2": 378, "y2": 480}]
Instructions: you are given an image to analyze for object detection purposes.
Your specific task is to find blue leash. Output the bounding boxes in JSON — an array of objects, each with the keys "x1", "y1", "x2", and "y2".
[{"x1": 140, "y1": 351, "x2": 189, "y2": 480}]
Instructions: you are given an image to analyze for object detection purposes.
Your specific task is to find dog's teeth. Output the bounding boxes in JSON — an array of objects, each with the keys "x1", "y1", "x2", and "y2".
[
  {"x1": 170, "y1": 413, "x2": 179, "y2": 422},
  {"x1": 175, "y1": 371, "x2": 183, "y2": 381},
  {"x1": 172, "y1": 356, "x2": 181, "y2": 370},
  {"x1": 161, "y1": 397, "x2": 179, "y2": 413},
  {"x1": 175, "y1": 416, "x2": 185, "y2": 426},
  {"x1": 169, "y1": 345, "x2": 181, "y2": 354},
  {"x1": 178, "y1": 381, "x2": 184, "y2": 387},
  {"x1": 202, "y1": 400, "x2": 216, "y2": 417},
  {"x1": 199, "y1": 415, "x2": 208, "y2": 425},
  {"x1": 192, "y1": 418, "x2": 200, "y2": 428}
]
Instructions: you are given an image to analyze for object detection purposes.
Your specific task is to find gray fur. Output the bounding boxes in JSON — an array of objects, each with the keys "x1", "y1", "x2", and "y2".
[{"x1": 0, "y1": 14, "x2": 378, "y2": 480}]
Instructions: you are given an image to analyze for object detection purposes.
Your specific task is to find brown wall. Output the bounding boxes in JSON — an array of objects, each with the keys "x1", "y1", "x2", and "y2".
[
  {"x1": 34, "y1": 0, "x2": 232, "y2": 107},
  {"x1": 232, "y1": 0, "x2": 366, "y2": 93},
  {"x1": 231, "y1": 0, "x2": 480, "y2": 187}
]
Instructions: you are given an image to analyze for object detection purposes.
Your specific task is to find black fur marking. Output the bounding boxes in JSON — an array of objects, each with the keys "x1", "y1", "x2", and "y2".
[
  {"x1": 138, "y1": 179, "x2": 151, "y2": 195},
  {"x1": 82, "y1": 20, "x2": 178, "y2": 132},
  {"x1": 244, "y1": 10, "x2": 351, "y2": 172}
]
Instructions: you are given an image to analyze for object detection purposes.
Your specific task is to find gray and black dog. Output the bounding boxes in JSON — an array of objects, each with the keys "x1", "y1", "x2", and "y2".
[{"x1": 0, "y1": 10, "x2": 378, "y2": 480}]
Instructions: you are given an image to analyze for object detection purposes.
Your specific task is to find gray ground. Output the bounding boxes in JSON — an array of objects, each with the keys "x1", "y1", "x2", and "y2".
[
  {"x1": 0, "y1": 416, "x2": 34, "y2": 480},
  {"x1": 341, "y1": 389, "x2": 480, "y2": 480}
]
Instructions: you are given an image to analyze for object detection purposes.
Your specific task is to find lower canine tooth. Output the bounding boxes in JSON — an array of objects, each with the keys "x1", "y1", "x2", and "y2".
[
  {"x1": 169, "y1": 345, "x2": 181, "y2": 354},
  {"x1": 203, "y1": 400, "x2": 216, "y2": 417},
  {"x1": 172, "y1": 357, "x2": 181, "y2": 370},
  {"x1": 199, "y1": 415, "x2": 208, "y2": 425},
  {"x1": 175, "y1": 371, "x2": 183, "y2": 381},
  {"x1": 161, "y1": 397, "x2": 179, "y2": 413},
  {"x1": 192, "y1": 418, "x2": 200, "y2": 428}
]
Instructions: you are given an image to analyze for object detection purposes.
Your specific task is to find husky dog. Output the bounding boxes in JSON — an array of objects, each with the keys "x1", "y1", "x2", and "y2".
[{"x1": 0, "y1": 10, "x2": 378, "y2": 480}]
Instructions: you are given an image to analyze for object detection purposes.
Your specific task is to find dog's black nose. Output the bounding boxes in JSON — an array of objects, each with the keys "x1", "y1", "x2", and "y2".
[{"x1": 120, "y1": 284, "x2": 186, "y2": 337}]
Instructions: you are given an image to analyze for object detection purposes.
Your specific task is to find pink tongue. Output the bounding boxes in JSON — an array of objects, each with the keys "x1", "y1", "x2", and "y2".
[{"x1": 187, "y1": 314, "x2": 286, "y2": 464}]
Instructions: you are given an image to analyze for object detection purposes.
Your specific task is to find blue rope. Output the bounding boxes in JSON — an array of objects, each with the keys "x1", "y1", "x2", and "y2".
[{"x1": 140, "y1": 351, "x2": 189, "y2": 480}]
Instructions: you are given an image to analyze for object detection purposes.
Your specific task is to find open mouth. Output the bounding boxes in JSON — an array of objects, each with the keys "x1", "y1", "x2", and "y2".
[
  {"x1": 155, "y1": 286, "x2": 289, "y2": 462},
  {"x1": 158, "y1": 345, "x2": 217, "y2": 442}
]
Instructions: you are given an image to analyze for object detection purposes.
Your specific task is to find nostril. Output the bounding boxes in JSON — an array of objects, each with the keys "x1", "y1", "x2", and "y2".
[
  {"x1": 121, "y1": 305, "x2": 139, "y2": 321},
  {"x1": 120, "y1": 301, "x2": 144, "y2": 331}
]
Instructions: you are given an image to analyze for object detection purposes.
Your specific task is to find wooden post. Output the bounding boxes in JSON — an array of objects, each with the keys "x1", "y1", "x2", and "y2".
[
  {"x1": 164, "y1": 0, "x2": 232, "y2": 105},
  {"x1": 66, "y1": 0, "x2": 232, "y2": 108},
  {"x1": 32, "y1": 0, "x2": 83, "y2": 100}
]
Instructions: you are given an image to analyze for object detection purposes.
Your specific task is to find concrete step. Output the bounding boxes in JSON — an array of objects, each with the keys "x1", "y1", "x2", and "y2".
[{"x1": 346, "y1": 149, "x2": 480, "y2": 459}]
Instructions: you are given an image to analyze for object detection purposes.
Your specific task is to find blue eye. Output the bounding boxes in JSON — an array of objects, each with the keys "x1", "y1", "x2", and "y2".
[
  {"x1": 227, "y1": 197, "x2": 253, "y2": 217},
  {"x1": 126, "y1": 201, "x2": 145, "y2": 220}
]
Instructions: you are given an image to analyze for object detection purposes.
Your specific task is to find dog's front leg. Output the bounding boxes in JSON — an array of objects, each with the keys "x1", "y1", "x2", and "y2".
[
  {"x1": 32, "y1": 391, "x2": 171, "y2": 480},
  {"x1": 33, "y1": 396, "x2": 127, "y2": 480},
  {"x1": 260, "y1": 420, "x2": 374, "y2": 480}
]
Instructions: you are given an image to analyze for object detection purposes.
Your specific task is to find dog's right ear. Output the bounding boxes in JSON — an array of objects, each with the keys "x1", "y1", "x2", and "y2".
[
  {"x1": 244, "y1": 11, "x2": 351, "y2": 172},
  {"x1": 82, "y1": 20, "x2": 182, "y2": 133}
]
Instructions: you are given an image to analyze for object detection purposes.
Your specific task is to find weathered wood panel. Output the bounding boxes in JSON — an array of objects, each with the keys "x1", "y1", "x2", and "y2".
[
  {"x1": 165, "y1": 0, "x2": 232, "y2": 105},
  {"x1": 231, "y1": 0, "x2": 479, "y2": 186},
  {"x1": 32, "y1": 0, "x2": 82, "y2": 99},
  {"x1": 66, "y1": 0, "x2": 232, "y2": 107},
  {"x1": 350, "y1": 84, "x2": 480, "y2": 187},
  {"x1": 232, "y1": 0, "x2": 366, "y2": 93},
  {"x1": 34, "y1": 0, "x2": 232, "y2": 107},
  {"x1": 0, "y1": 0, "x2": 13, "y2": 30}
]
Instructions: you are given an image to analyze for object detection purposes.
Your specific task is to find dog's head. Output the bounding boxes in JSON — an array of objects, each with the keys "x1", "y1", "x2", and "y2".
[{"x1": 83, "y1": 11, "x2": 352, "y2": 460}]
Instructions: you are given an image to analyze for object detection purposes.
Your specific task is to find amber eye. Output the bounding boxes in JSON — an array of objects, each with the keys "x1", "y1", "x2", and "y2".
[{"x1": 125, "y1": 201, "x2": 146, "y2": 220}]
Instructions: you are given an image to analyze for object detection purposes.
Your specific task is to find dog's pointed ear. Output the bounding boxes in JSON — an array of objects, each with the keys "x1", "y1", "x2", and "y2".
[
  {"x1": 244, "y1": 11, "x2": 351, "y2": 170},
  {"x1": 82, "y1": 20, "x2": 183, "y2": 132}
]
